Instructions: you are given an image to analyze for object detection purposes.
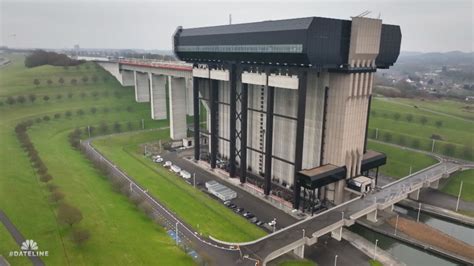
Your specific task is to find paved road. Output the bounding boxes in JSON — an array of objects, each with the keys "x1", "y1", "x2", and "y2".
[{"x1": 0, "y1": 210, "x2": 45, "y2": 266}]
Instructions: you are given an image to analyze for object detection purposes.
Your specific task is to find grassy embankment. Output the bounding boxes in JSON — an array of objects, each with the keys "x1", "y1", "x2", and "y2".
[
  {"x1": 368, "y1": 97, "x2": 473, "y2": 161},
  {"x1": 0, "y1": 54, "x2": 192, "y2": 265},
  {"x1": 92, "y1": 130, "x2": 266, "y2": 242}
]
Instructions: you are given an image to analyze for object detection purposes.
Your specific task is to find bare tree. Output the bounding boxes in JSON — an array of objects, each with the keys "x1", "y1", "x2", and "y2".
[
  {"x1": 71, "y1": 229, "x2": 90, "y2": 245},
  {"x1": 57, "y1": 203, "x2": 83, "y2": 227},
  {"x1": 33, "y1": 79, "x2": 40, "y2": 87}
]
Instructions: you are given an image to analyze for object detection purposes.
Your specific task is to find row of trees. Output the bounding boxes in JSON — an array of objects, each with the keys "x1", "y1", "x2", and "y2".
[
  {"x1": 25, "y1": 50, "x2": 83, "y2": 68},
  {"x1": 368, "y1": 128, "x2": 473, "y2": 159},
  {"x1": 2, "y1": 90, "x2": 128, "y2": 106},
  {"x1": 371, "y1": 110, "x2": 444, "y2": 128},
  {"x1": 14, "y1": 120, "x2": 90, "y2": 245},
  {"x1": 33, "y1": 75, "x2": 109, "y2": 87}
]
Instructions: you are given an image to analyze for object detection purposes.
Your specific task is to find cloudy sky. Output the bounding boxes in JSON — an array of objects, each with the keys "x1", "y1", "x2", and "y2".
[{"x1": 1, "y1": 0, "x2": 472, "y2": 52}]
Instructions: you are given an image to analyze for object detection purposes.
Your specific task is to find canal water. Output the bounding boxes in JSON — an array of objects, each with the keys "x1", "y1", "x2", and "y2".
[{"x1": 351, "y1": 206, "x2": 473, "y2": 266}]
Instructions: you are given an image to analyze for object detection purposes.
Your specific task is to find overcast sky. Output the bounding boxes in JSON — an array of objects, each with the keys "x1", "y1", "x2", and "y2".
[{"x1": 1, "y1": 0, "x2": 472, "y2": 52}]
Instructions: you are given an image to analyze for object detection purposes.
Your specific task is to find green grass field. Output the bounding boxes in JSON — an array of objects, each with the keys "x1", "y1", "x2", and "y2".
[
  {"x1": 441, "y1": 169, "x2": 474, "y2": 202},
  {"x1": 92, "y1": 130, "x2": 266, "y2": 242},
  {"x1": 367, "y1": 141, "x2": 438, "y2": 179},
  {"x1": 368, "y1": 97, "x2": 473, "y2": 160},
  {"x1": 0, "y1": 53, "x2": 193, "y2": 265}
]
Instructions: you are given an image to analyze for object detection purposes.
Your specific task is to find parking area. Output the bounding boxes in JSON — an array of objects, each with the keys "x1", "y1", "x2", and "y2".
[{"x1": 146, "y1": 149, "x2": 297, "y2": 230}]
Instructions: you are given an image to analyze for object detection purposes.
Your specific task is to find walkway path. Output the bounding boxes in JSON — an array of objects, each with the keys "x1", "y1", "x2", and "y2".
[{"x1": 0, "y1": 210, "x2": 44, "y2": 266}]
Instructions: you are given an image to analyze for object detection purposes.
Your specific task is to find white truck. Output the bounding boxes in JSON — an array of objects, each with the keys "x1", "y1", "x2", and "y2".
[
  {"x1": 180, "y1": 170, "x2": 191, "y2": 179},
  {"x1": 170, "y1": 165, "x2": 181, "y2": 174}
]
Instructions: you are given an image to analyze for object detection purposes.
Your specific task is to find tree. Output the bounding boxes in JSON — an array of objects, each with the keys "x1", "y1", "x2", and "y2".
[
  {"x1": 67, "y1": 92, "x2": 74, "y2": 99},
  {"x1": 6, "y1": 96, "x2": 16, "y2": 105},
  {"x1": 58, "y1": 77, "x2": 65, "y2": 85},
  {"x1": 398, "y1": 135, "x2": 407, "y2": 146},
  {"x1": 65, "y1": 111, "x2": 72, "y2": 118},
  {"x1": 43, "y1": 115, "x2": 50, "y2": 121},
  {"x1": 54, "y1": 113, "x2": 61, "y2": 119},
  {"x1": 127, "y1": 121, "x2": 133, "y2": 131},
  {"x1": 57, "y1": 203, "x2": 83, "y2": 227},
  {"x1": 102, "y1": 107, "x2": 109, "y2": 113},
  {"x1": 383, "y1": 132, "x2": 393, "y2": 142},
  {"x1": 371, "y1": 110, "x2": 377, "y2": 116},
  {"x1": 420, "y1": 116, "x2": 428, "y2": 125},
  {"x1": 406, "y1": 114, "x2": 413, "y2": 122},
  {"x1": 29, "y1": 94, "x2": 37, "y2": 103},
  {"x1": 411, "y1": 139, "x2": 420, "y2": 149},
  {"x1": 47, "y1": 79, "x2": 53, "y2": 86},
  {"x1": 71, "y1": 229, "x2": 90, "y2": 245},
  {"x1": 39, "y1": 174, "x2": 53, "y2": 183},
  {"x1": 43, "y1": 95, "x2": 50, "y2": 102},
  {"x1": 90, "y1": 107, "x2": 97, "y2": 114},
  {"x1": 56, "y1": 94, "x2": 63, "y2": 100},
  {"x1": 71, "y1": 79, "x2": 77, "y2": 85},
  {"x1": 443, "y1": 144, "x2": 456, "y2": 156},
  {"x1": 102, "y1": 76, "x2": 109, "y2": 82},
  {"x1": 16, "y1": 95, "x2": 26, "y2": 104},
  {"x1": 46, "y1": 183, "x2": 59, "y2": 192},
  {"x1": 91, "y1": 91, "x2": 99, "y2": 98},
  {"x1": 113, "y1": 122, "x2": 121, "y2": 132},
  {"x1": 81, "y1": 76, "x2": 89, "y2": 84},
  {"x1": 126, "y1": 106, "x2": 133, "y2": 112},
  {"x1": 33, "y1": 79, "x2": 40, "y2": 87},
  {"x1": 435, "y1": 120, "x2": 443, "y2": 128},
  {"x1": 76, "y1": 109, "x2": 85, "y2": 116},
  {"x1": 99, "y1": 122, "x2": 108, "y2": 133},
  {"x1": 80, "y1": 92, "x2": 87, "y2": 99},
  {"x1": 462, "y1": 146, "x2": 473, "y2": 160},
  {"x1": 393, "y1": 113, "x2": 401, "y2": 121},
  {"x1": 91, "y1": 75, "x2": 98, "y2": 83},
  {"x1": 50, "y1": 190, "x2": 65, "y2": 202}
]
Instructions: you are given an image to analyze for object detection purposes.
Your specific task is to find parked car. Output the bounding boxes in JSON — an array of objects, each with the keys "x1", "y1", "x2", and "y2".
[
  {"x1": 235, "y1": 207, "x2": 244, "y2": 213},
  {"x1": 249, "y1": 217, "x2": 259, "y2": 223},
  {"x1": 164, "y1": 161, "x2": 172, "y2": 167},
  {"x1": 180, "y1": 170, "x2": 191, "y2": 179},
  {"x1": 228, "y1": 203, "x2": 237, "y2": 209},
  {"x1": 171, "y1": 165, "x2": 181, "y2": 173},
  {"x1": 154, "y1": 157, "x2": 163, "y2": 163},
  {"x1": 223, "y1": 201, "x2": 232, "y2": 206},
  {"x1": 244, "y1": 213, "x2": 255, "y2": 219},
  {"x1": 256, "y1": 221, "x2": 265, "y2": 226}
]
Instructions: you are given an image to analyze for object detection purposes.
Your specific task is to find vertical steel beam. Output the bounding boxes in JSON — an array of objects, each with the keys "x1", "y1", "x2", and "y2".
[
  {"x1": 193, "y1": 77, "x2": 200, "y2": 161},
  {"x1": 264, "y1": 85, "x2": 275, "y2": 195},
  {"x1": 320, "y1": 86, "x2": 329, "y2": 165},
  {"x1": 363, "y1": 95, "x2": 372, "y2": 153},
  {"x1": 293, "y1": 70, "x2": 308, "y2": 209},
  {"x1": 210, "y1": 79, "x2": 219, "y2": 169},
  {"x1": 240, "y1": 83, "x2": 249, "y2": 183},
  {"x1": 229, "y1": 64, "x2": 237, "y2": 177}
]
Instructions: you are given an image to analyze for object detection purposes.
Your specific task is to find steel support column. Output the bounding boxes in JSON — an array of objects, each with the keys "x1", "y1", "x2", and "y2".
[
  {"x1": 264, "y1": 85, "x2": 275, "y2": 195},
  {"x1": 363, "y1": 95, "x2": 372, "y2": 153},
  {"x1": 193, "y1": 77, "x2": 200, "y2": 161},
  {"x1": 293, "y1": 70, "x2": 308, "y2": 209},
  {"x1": 210, "y1": 79, "x2": 219, "y2": 169},
  {"x1": 320, "y1": 86, "x2": 329, "y2": 165},
  {"x1": 229, "y1": 64, "x2": 237, "y2": 177},
  {"x1": 240, "y1": 83, "x2": 249, "y2": 183}
]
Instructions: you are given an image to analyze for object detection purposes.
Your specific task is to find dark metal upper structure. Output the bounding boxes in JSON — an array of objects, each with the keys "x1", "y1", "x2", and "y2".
[{"x1": 173, "y1": 17, "x2": 401, "y2": 70}]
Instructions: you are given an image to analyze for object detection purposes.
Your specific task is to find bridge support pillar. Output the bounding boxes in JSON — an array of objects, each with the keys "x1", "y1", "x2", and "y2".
[
  {"x1": 430, "y1": 179, "x2": 439, "y2": 189},
  {"x1": 293, "y1": 244, "x2": 305, "y2": 259},
  {"x1": 408, "y1": 189, "x2": 420, "y2": 200},
  {"x1": 169, "y1": 76, "x2": 187, "y2": 140},
  {"x1": 134, "y1": 71, "x2": 150, "y2": 102},
  {"x1": 367, "y1": 209, "x2": 378, "y2": 223},
  {"x1": 331, "y1": 227, "x2": 342, "y2": 241},
  {"x1": 185, "y1": 79, "x2": 194, "y2": 116},
  {"x1": 121, "y1": 70, "x2": 135, "y2": 86},
  {"x1": 150, "y1": 74, "x2": 167, "y2": 120}
]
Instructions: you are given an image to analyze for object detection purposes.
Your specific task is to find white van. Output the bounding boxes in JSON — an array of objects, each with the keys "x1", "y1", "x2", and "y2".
[
  {"x1": 171, "y1": 165, "x2": 181, "y2": 173},
  {"x1": 180, "y1": 170, "x2": 191, "y2": 179},
  {"x1": 164, "y1": 161, "x2": 172, "y2": 167}
]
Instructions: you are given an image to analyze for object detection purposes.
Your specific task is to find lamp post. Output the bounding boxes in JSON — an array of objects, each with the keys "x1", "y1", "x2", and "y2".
[
  {"x1": 193, "y1": 173, "x2": 196, "y2": 188},
  {"x1": 175, "y1": 222, "x2": 179, "y2": 245},
  {"x1": 394, "y1": 214, "x2": 399, "y2": 236},
  {"x1": 456, "y1": 181, "x2": 464, "y2": 211},
  {"x1": 373, "y1": 239, "x2": 379, "y2": 260},
  {"x1": 417, "y1": 202, "x2": 421, "y2": 223},
  {"x1": 334, "y1": 254, "x2": 338, "y2": 266}
]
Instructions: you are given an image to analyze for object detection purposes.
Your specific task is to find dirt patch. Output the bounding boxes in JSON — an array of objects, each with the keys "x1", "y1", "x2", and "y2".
[{"x1": 387, "y1": 216, "x2": 474, "y2": 260}]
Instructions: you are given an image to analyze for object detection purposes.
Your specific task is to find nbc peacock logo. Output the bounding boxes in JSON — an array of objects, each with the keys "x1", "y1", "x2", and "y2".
[{"x1": 9, "y1": 239, "x2": 48, "y2": 257}]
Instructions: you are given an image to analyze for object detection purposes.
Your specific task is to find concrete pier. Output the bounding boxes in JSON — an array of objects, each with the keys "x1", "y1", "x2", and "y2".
[
  {"x1": 169, "y1": 76, "x2": 187, "y2": 140},
  {"x1": 134, "y1": 71, "x2": 150, "y2": 102},
  {"x1": 150, "y1": 74, "x2": 167, "y2": 120}
]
